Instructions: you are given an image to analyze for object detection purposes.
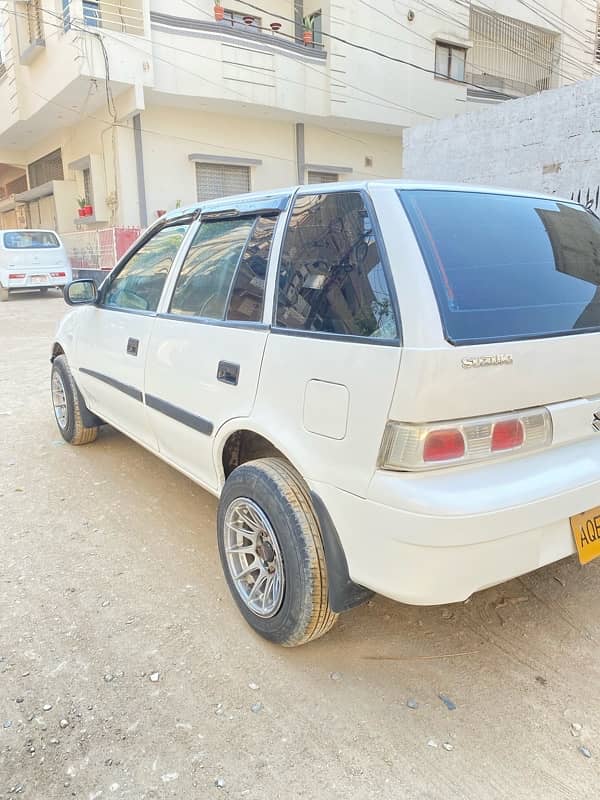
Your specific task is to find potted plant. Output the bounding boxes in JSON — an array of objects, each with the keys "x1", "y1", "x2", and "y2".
[
  {"x1": 83, "y1": 203, "x2": 93, "y2": 216},
  {"x1": 77, "y1": 197, "x2": 87, "y2": 218},
  {"x1": 156, "y1": 209, "x2": 166, "y2": 217},
  {"x1": 302, "y1": 15, "x2": 314, "y2": 45},
  {"x1": 270, "y1": 21, "x2": 281, "y2": 32},
  {"x1": 243, "y1": 14, "x2": 255, "y2": 24},
  {"x1": 214, "y1": 0, "x2": 224, "y2": 21}
]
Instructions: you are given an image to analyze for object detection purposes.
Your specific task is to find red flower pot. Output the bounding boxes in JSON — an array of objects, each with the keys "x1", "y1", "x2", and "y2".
[
  {"x1": 303, "y1": 30, "x2": 313, "y2": 45},
  {"x1": 156, "y1": 209, "x2": 166, "y2": 218},
  {"x1": 78, "y1": 208, "x2": 86, "y2": 218},
  {"x1": 270, "y1": 21, "x2": 281, "y2": 31},
  {"x1": 214, "y1": 4, "x2": 224, "y2": 21},
  {"x1": 243, "y1": 15, "x2": 255, "y2": 24},
  {"x1": 83, "y1": 205, "x2": 93, "y2": 216}
]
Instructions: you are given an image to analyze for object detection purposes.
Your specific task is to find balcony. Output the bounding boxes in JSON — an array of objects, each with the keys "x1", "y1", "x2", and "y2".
[
  {"x1": 466, "y1": 6, "x2": 559, "y2": 100},
  {"x1": 15, "y1": 0, "x2": 46, "y2": 64},
  {"x1": 73, "y1": 0, "x2": 145, "y2": 36}
]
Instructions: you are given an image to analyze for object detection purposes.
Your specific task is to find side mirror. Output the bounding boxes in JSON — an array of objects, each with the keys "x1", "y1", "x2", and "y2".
[{"x1": 64, "y1": 279, "x2": 98, "y2": 306}]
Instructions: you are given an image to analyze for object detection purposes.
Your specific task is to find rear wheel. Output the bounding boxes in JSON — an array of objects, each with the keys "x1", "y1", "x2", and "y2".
[
  {"x1": 51, "y1": 355, "x2": 99, "y2": 445},
  {"x1": 0, "y1": 287, "x2": 9, "y2": 302},
  {"x1": 217, "y1": 458, "x2": 338, "y2": 646}
]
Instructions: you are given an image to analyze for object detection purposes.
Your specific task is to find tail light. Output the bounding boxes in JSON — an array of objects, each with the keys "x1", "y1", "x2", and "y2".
[
  {"x1": 379, "y1": 407, "x2": 552, "y2": 471},
  {"x1": 9, "y1": 273, "x2": 25, "y2": 279},
  {"x1": 50, "y1": 271, "x2": 66, "y2": 278}
]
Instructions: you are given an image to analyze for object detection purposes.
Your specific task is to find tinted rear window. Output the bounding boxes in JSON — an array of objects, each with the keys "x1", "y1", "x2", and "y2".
[
  {"x1": 3, "y1": 231, "x2": 60, "y2": 249},
  {"x1": 399, "y1": 189, "x2": 600, "y2": 343}
]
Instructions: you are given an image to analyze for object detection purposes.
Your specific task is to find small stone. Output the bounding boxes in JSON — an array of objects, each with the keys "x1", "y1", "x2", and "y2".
[
  {"x1": 21, "y1": 672, "x2": 30, "y2": 677},
  {"x1": 579, "y1": 746, "x2": 592, "y2": 758},
  {"x1": 49, "y1": 738, "x2": 59, "y2": 745},
  {"x1": 442, "y1": 742, "x2": 454, "y2": 751},
  {"x1": 248, "y1": 682, "x2": 259, "y2": 690},
  {"x1": 427, "y1": 739, "x2": 438, "y2": 748},
  {"x1": 3, "y1": 720, "x2": 12, "y2": 728},
  {"x1": 149, "y1": 672, "x2": 160, "y2": 682},
  {"x1": 571, "y1": 722, "x2": 583, "y2": 737},
  {"x1": 535, "y1": 675, "x2": 547, "y2": 686},
  {"x1": 42, "y1": 704, "x2": 52, "y2": 712},
  {"x1": 215, "y1": 778, "x2": 225, "y2": 788},
  {"x1": 105, "y1": 758, "x2": 113, "y2": 766},
  {"x1": 406, "y1": 699, "x2": 418, "y2": 710},
  {"x1": 251, "y1": 703, "x2": 263, "y2": 714},
  {"x1": 441, "y1": 609, "x2": 453, "y2": 620},
  {"x1": 329, "y1": 672, "x2": 343, "y2": 681},
  {"x1": 59, "y1": 719, "x2": 69, "y2": 729},
  {"x1": 438, "y1": 693, "x2": 456, "y2": 711},
  {"x1": 102, "y1": 600, "x2": 110, "y2": 607},
  {"x1": 11, "y1": 784, "x2": 24, "y2": 794},
  {"x1": 214, "y1": 703, "x2": 224, "y2": 716},
  {"x1": 161, "y1": 772, "x2": 179, "y2": 783},
  {"x1": 15, "y1": 697, "x2": 24, "y2": 704},
  {"x1": 104, "y1": 674, "x2": 114, "y2": 683}
]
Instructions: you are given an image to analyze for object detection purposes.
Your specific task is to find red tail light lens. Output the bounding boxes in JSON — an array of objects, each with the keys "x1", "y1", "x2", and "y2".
[
  {"x1": 491, "y1": 419, "x2": 524, "y2": 451},
  {"x1": 9, "y1": 273, "x2": 25, "y2": 279},
  {"x1": 423, "y1": 429, "x2": 465, "y2": 462},
  {"x1": 50, "y1": 271, "x2": 66, "y2": 278}
]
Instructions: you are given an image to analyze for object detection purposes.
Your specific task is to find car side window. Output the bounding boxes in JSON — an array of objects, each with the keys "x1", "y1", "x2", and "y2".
[
  {"x1": 169, "y1": 218, "x2": 256, "y2": 320},
  {"x1": 104, "y1": 224, "x2": 189, "y2": 312},
  {"x1": 275, "y1": 192, "x2": 398, "y2": 339},
  {"x1": 226, "y1": 216, "x2": 277, "y2": 322}
]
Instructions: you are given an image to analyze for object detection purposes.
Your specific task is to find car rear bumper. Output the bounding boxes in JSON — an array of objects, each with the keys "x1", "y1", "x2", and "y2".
[
  {"x1": 1, "y1": 273, "x2": 70, "y2": 290},
  {"x1": 310, "y1": 439, "x2": 600, "y2": 605}
]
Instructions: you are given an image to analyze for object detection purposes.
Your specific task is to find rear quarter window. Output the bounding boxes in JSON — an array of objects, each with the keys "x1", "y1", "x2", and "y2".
[{"x1": 399, "y1": 189, "x2": 600, "y2": 343}]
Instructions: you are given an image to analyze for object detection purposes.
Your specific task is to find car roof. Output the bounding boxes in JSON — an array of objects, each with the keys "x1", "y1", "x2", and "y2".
[{"x1": 163, "y1": 180, "x2": 578, "y2": 222}]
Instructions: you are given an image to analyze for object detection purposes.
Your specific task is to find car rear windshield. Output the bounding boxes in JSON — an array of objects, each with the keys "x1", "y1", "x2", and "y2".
[
  {"x1": 3, "y1": 231, "x2": 60, "y2": 249},
  {"x1": 399, "y1": 189, "x2": 600, "y2": 344}
]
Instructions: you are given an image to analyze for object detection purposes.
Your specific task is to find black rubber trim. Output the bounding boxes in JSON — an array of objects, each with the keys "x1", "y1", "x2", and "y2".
[
  {"x1": 310, "y1": 490, "x2": 374, "y2": 613},
  {"x1": 145, "y1": 394, "x2": 214, "y2": 436},
  {"x1": 79, "y1": 368, "x2": 143, "y2": 402}
]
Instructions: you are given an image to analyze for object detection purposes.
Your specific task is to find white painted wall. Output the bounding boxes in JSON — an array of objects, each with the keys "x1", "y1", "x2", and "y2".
[{"x1": 403, "y1": 76, "x2": 600, "y2": 203}]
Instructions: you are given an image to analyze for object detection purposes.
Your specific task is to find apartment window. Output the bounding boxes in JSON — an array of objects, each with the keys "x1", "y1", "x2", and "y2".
[
  {"x1": 82, "y1": 168, "x2": 93, "y2": 205},
  {"x1": 222, "y1": 10, "x2": 261, "y2": 29},
  {"x1": 83, "y1": 0, "x2": 101, "y2": 27},
  {"x1": 28, "y1": 149, "x2": 64, "y2": 189},
  {"x1": 26, "y1": 0, "x2": 44, "y2": 42},
  {"x1": 62, "y1": 0, "x2": 71, "y2": 31},
  {"x1": 307, "y1": 171, "x2": 338, "y2": 184},
  {"x1": 310, "y1": 11, "x2": 322, "y2": 45},
  {"x1": 195, "y1": 163, "x2": 251, "y2": 202},
  {"x1": 435, "y1": 42, "x2": 466, "y2": 81}
]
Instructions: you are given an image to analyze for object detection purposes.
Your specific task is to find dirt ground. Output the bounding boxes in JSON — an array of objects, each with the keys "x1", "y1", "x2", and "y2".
[{"x1": 1, "y1": 293, "x2": 599, "y2": 800}]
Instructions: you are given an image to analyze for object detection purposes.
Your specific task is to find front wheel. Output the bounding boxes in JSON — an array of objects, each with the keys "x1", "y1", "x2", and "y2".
[
  {"x1": 51, "y1": 355, "x2": 99, "y2": 445},
  {"x1": 217, "y1": 458, "x2": 338, "y2": 646}
]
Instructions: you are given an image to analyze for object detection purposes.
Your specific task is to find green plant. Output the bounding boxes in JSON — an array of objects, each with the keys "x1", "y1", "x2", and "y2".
[
  {"x1": 175, "y1": 199, "x2": 182, "y2": 208},
  {"x1": 77, "y1": 196, "x2": 87, "y2": 209},
  {"x1": 302, "y1": 14, "x2": 314, "y2": 30}
]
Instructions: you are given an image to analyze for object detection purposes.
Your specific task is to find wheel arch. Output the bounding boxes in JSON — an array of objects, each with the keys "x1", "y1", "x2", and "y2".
[{"x1": 215, "y1": 423, "x2": 372, "y2": 613}]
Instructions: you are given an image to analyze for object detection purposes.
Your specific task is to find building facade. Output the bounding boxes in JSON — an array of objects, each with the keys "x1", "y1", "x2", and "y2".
[{"x1": 0, "y1": 0, "x2": 597, "y2": 238}]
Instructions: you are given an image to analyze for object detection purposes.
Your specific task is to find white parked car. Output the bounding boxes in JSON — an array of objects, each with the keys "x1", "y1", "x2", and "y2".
[
  {"x1": 50, "y1": 181, "x2": 600, "y2": 646},
  {"x1": 0, "y1": 229, "x2": 72, "y2": 301}
]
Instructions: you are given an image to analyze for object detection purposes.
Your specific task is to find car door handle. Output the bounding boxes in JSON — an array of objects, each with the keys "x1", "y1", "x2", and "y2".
[
  {"x1": 127, "y1": 337, "x2": 139, "y2": 356},
  {"x1": 217, "y1": 361, "x2": 239, "y2": 386}
]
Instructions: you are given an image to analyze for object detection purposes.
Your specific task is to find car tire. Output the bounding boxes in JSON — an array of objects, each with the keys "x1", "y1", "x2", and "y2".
[
  {"x1": 217, "y1": 457, "x2": 338, "y2": 646},
  {"x1": 0, "y1": 287, "x2": 9, "y2": 302},
  {"x1": 51, "y1": 355, "x2": 99, "y2": 445}
]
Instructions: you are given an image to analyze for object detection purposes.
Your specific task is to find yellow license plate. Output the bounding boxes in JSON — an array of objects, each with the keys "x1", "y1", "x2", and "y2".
[{"x1": 570, "y1": 506, "x2": 600, "y2": 564}]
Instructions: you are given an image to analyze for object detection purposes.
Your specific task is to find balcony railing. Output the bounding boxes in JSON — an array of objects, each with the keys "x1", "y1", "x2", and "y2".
[
  {"x1": 467, "y1": 5, "x2": 559, "y2": 98},
  {"x1": 65, "y1": 0, "x2": 144, "y2": 36}
]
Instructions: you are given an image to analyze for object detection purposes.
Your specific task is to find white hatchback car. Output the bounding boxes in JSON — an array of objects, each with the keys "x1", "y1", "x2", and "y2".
[
  {"x1": 0, "y1": 229, "x2": 72, "y2": 300},
  {"x1": 50, "y1": 181, "x2": 600, "y2": 645}
]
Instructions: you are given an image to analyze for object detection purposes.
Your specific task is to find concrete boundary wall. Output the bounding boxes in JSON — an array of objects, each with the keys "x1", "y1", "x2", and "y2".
[{"x1": 403, "y1": 78, "x2": 600, "y2": 208}]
